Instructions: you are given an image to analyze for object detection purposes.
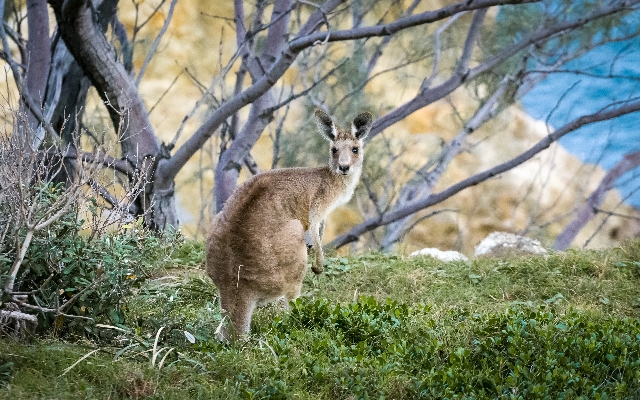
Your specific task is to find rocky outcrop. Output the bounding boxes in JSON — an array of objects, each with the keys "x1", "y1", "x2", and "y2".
[
  {"x1": 474, "y1": 232, "x2": 547, "y2": 256},
  {"x1": 409, "y1": 248, "x2": 469, "y2": 262}
]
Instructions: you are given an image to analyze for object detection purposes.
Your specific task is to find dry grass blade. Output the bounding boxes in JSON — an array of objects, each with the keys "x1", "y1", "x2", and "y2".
[
  {"x1": 157, "y1": 348, "x2": 175, "y2": 369},
  {"x1": 259, "y1": 339, "x2": 278, "y2": 361},
  {"x1": 59, "y1": 349, "x2": 100, "y2": 377},
  {"x1": 95, "y1": 323, "x2": 130, "y2": 333},
  {"x1": 151, "y1": 326, "x2": 165, "y2": 367}
]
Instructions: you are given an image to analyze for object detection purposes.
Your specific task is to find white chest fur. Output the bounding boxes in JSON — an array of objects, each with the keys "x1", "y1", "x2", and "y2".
[{"x1": 326, "y1": 169, "x2": 360, "y2": 216}]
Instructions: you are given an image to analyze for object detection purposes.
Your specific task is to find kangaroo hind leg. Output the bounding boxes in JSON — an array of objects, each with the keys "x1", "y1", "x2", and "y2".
[
  {"x1": 217, "y1": 288, "x2": 257, "y2": 342},
  {"x1": 229, "y1": 293, "x2": 257, "y2": 341}
]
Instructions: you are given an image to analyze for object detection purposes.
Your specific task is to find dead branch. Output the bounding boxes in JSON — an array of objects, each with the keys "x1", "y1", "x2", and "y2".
[
  {"x1": 135, "y1": 0, "x2": 178, "y2": 86},
  {"x1": 0, "y1": 310, "x2": 37, "y2": 323},
  {"x1": 554, "y1": 148, "x2": 640, "y2": 250},
  {"x1": 330, "y1": 97, "x2": 640, "y2": 249}
]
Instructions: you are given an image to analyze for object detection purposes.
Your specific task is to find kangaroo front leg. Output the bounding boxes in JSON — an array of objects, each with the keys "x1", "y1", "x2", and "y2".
[
  {"x1": 319, "y1": 220, "x2": 325, "y2": 242},
  {"x1": 305, "y1": 220, "x2": 325, "y2": 250},
  {"x1": 309, "y1": 214, "x2": 324, "y2": 274}
]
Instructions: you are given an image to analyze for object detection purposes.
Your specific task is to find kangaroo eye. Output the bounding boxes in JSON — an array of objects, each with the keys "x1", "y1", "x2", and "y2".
[
  {"x1": 352, "y1": 147, "x2": 359, "y2": 154},
  {"x1": 331, "y1": 148, "x2": 337, "y2": 154}
]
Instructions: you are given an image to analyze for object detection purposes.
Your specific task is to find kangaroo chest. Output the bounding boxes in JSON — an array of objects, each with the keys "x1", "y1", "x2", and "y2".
[{"x1": 325, "y1": 171, "x2": 360, "y2": 216}]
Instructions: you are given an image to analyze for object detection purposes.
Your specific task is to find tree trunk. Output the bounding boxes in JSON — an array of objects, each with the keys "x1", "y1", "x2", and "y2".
[
  {"x1": 49, "y1": 0, "x2": 178, "y2": 230},
  {"x1": 23, "y1": 0, "x2": 50, "y2": 148},
  {"x1": 214, "y1": 95, "x2": 273, "y2": 211},
  {"x1": 45, "y1": 0, "x2": 122, "y2": 186},
  {"x1": 212, "y1": 0, "x2": 290, "y2": 211}
]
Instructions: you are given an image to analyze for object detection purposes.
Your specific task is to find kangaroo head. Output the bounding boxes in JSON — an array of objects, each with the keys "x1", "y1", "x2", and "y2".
[{"x1": 315, "y1": 110, "x2": 373, "y2": 176}]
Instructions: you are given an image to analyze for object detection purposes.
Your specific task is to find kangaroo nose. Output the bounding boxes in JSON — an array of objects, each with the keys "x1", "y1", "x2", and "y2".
[{"x1": 339, "y1": 165, "x2": 350, "y2": 173}]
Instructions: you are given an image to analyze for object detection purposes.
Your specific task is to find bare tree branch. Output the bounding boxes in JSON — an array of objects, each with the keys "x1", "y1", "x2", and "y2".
[
  {"x1": 112, "y1": 15, "x2": 133, "y2": 74},
  {"x1": 554, "y1": 148, "x2": 640, "y2": 250},
  {"x1": 135, "y1": 0, "x2": 178, "y2": 86},
  {"x1": 380, "y1": 74, "x2": 511, "y2": 249},
  {"x1": 132, "y1": 0, "x2": 168, "y2": 41},
  {"x1": 370, "y1": 0, "x2": 640, "y2": 141},
  {"x1": 289, "y1": 0, "x2": 539, "y2": 50},
  {"x1": 424, "y1": 11, "x2": 467, "y2": 89},
  {"x1": 593, "y1": 207, "x2": 640, "y2": 222},
  {"x1": 582, "y1": 184, "x2": 640, "y2": 248},
  {"x1": 526, "y1": 69, "x2": 640, "y2": 81},
  {"x1": 330, "y1": 97, "x2": 640, "y2": 249},
  {"x1": 89, "y1": 178, "x2": 138, "y2": 215},
  {"x1": 52, "y1": 148, "x2": 135, "y2": 176},
  {"x1": 164, "y1": 0, "x2": 534, "y2": 181},
  {"x1": 366, "y1": 0, "x2": 421, "y2": 73}
]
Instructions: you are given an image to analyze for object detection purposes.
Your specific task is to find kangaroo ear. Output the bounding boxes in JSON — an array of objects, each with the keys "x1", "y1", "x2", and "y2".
[
  {"x1": 315, "y1": 110, "x2": 336, "y2": 141},
  {"x1": 352, "y1": 112, "x2": 373, "y2": 140}
]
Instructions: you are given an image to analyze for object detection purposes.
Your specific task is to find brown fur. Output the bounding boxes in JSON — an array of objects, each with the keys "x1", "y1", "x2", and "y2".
[{"x1": 206, "y1": 110, "x2": 372, "y2": 340}]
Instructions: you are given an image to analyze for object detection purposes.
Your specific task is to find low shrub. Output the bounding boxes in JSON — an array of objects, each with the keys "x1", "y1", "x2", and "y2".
[
  {"x1": 254, "y1": 297, "x2": 640, "y2": 399},
  {"x1": 1, "y1": 205, "x2": 183, "y2": 336}
]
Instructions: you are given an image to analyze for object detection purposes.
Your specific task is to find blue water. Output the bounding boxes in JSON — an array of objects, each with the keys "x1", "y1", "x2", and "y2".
[{"x1": 521, "y1": 38, "x2": 640, "y2": 207}]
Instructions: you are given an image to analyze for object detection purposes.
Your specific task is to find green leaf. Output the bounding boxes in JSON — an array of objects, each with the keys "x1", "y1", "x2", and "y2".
[
  {"x1": 545, "y1": 293, "x2": 564, "y2": 304},
  {"x1": 184, "y1": 330, "x2": 196, "y2": 344}
]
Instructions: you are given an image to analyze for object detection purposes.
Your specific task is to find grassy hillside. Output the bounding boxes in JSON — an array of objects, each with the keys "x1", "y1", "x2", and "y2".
[{"x1": 2, "y1": 239, "x2": 640, "y2": 399}]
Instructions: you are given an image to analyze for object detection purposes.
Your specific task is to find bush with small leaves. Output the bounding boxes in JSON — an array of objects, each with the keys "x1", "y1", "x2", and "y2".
[{"x1": 1, "y1": 203, "x2": 183, "y2": 336}]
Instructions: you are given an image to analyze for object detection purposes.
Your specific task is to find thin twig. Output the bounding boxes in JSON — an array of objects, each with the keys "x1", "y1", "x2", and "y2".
[
  {"x1": 135, "y1": 0, "x2": 179, "y2": 86},
  {"x1": 148, "y1": 71, "x2": 183, "y2": 115},
  {"x1": 133, "y1": 0, "x2": 168, "y2": 39}
]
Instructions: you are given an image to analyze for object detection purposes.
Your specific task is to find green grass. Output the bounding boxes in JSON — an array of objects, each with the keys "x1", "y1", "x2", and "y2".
[{"x1": 2, "y1": 240, "x2": 640, "y2": 399}]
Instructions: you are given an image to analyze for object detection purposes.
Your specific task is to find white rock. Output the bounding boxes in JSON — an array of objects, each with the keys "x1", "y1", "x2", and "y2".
[
  {"x1": 409, "y1": 248, "x2": 469, "y2": 262},
  {"x1": 474, "y1": 232, "x2": 547, "y2": 256}
]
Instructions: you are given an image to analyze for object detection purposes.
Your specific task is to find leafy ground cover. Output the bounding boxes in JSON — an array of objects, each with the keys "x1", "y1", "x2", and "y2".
[{"x1": 2, "y1": 239, "x2": 640, "y2": 399}]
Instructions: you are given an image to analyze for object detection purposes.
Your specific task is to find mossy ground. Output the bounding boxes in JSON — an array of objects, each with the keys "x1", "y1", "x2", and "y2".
[{"x1": 2, "y1": 240, "x2": 640, "y2": 399}]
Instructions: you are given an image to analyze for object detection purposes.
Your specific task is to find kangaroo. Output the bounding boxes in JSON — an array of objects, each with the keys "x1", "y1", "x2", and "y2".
[{"x1": 206, "y1": 110, "x2": 373, "y2": 341}]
